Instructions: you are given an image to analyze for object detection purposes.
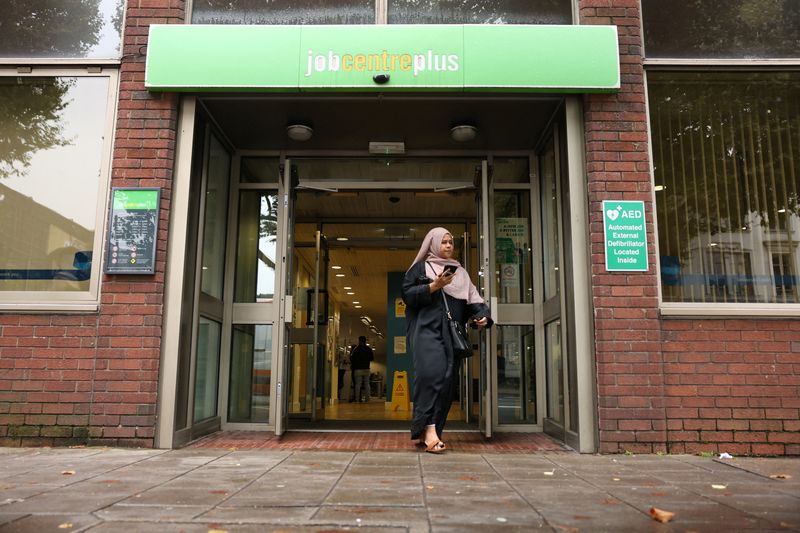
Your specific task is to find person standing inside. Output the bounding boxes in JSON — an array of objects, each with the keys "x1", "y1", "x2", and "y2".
[
  {"x1": 402, "y1": 227, "x2": 492, "y2": 453},
  {"x1": 350, "y1": 336, "x2": 374, "y2": 403}
]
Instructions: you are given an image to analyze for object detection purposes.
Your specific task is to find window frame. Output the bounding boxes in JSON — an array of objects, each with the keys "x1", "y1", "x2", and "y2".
[
  {"x1": 644, "y1": 66, "x2": 800, "y2": 317},
  {"x1": 0, "y1": 67, "x2": 120, "y2": 312}
]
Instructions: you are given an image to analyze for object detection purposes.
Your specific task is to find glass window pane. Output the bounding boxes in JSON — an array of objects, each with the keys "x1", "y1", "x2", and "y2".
[
  {"x1": 389, "y1": 0, "x2": 571, "y2": 24},
  {"x1": 241, "y1": 157, "x2": 280, "y2": 184},
  {"x1": 0, "y1": 76, "x2": 110, "y2": 293},
  {"x1": 194, "y1": 317, "x2": 221, "y2": 422},
  {"x1": 648, "y1": 72, "x2": 800, "y2": 304},
  {"x1": 0, "y1": 0, "x2": 124, "y2": 59},
  {"x1": 496, "y1": 326, "x2": 536, "y2": 424},
  {"x1": 494, "y1": 157, "x2": 529, "y2": 184},
  {"x1": 541, "y1": 136, "x2": 560, "y2": 300},
  {"x1": 228, "y1": 324, "x2": 273, "y2": 423},
  {"x1": 494, "y1": 190, "x2": 533, "y2": 303},
  {"x1": 234, "y1": 191, "x2": 279, "y2": 303},
  {"x1": 545, "y1": 319, "x2": 563, "y2": 423},
  {"x1": 192, "y1": 0, "x2": 375, "y2": 24},
  {"x1": 642, "y1": 0, "x2": 800, "y2": 59},
  {"x1": 200, "y1": 134, "x2": 230, "y2": 299}
]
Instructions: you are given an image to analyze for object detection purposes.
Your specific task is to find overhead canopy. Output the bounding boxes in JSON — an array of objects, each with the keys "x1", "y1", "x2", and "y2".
[{"x1": 145, "y1": 24, "x2": 620, "y2": 93}]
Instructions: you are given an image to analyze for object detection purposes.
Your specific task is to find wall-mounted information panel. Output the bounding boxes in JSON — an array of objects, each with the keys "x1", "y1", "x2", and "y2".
[{"x1": 104, "y1": 188, "x2": 160, "y2": 275}]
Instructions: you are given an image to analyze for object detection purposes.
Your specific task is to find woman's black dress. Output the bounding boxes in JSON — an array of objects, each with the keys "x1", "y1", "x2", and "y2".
[{"x1": 402, "y1": 261, "x2": 492, "y2": 440}]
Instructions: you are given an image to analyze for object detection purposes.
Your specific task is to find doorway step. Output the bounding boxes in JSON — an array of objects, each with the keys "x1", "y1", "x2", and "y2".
[{"x1": 187, "y1": 431, "x2": 571, "y2": 453}]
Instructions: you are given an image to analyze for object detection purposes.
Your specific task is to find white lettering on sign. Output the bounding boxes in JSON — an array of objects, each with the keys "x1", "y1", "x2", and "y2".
[{"x1": 305, "y1": 49, "x2": 460, "y2": 78}]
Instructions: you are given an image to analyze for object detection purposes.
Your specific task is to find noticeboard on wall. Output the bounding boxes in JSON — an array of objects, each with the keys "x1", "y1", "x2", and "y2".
[{"x1": 104, "y1": 188, "x2": 160, "y2": 275}]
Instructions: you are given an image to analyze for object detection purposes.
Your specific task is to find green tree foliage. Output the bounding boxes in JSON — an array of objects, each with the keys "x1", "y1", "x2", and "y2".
[
  {"x1": 0, "y1": 0, "x2": 103, "y2": 57},
  {"x1": 0, "y1": 78, "x2": 74, "y2": 179}
]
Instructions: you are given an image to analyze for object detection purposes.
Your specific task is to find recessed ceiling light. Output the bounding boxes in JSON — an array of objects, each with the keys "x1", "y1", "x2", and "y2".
[
  {"x1": 336, "y1": 237, "x2": 349, "y2": 241},
  {"x1": 344, "y1": 286, "x2": 352, "y2": 290},
  {"x1": 354, "y1": 305, "x2": 362, "y2": 308},
  {"x1": 352, "y1": 301, "x2": 360, "y2": 304},
  {"x1": 347, "y1": 291, "x2": 355, "y2": 295},
  {"x1": 331, "y1": 265, "x2": 342, "y2": 270},
  {"x1": 335, "y1": 273, "x2": 345, "y2": 277}
]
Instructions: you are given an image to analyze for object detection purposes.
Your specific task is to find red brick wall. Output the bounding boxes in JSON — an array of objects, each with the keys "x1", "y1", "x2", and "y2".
[
  {"x1": 663, "y1": 320, "x2": 800, "y2": 456},
  {"x1": 0, "y1": 0, "x2": 185, "y2": 447},
  {"x1": 581, "y1": 0, "x2": 800, "y2": 455},
  {"x1": 580, "y1": 0, "x2": 667, "y2": 454}
]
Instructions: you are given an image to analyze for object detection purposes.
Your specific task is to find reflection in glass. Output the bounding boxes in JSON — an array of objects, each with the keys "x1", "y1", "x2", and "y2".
[
  {"x1": 545, "y1": 319, "x2": 563, "y2": 423},
  {"x1": 235, "y1": 191, "x2": 279, "y2": 303},
  {"x1": 493, "y1": 157, "x2": 529, "y2": 184},
  {"x1": 388, "y1": 0, "x2": 571, "y2": 24},
  {"x1": 240, "y1": 157, "x2": 280, "y2": 184},
  {"x1": 642, "y1": 0, "x2": 800, "y2": 59},
  {"x1": 649, "y1": 72, "x2": 800, "y2": 303},
  {"x1": 228, "y1": 324, "x2": 273, "y2": 423},
  {"x1": 0, "y1": 77, "x2": 110, "y2": 292},
  {"x1": 0, "y1": 0, "x2": 124, "y2": 59},
  {"x1": 194, "y1": 318, "x2": 221, "y2": 422},
  {"x1": 496, "y1": 326, "x2": 536, "y2": 424},
  {"x1": 541, "y1": 136, "x2": 561, "y2": 300},
  {"x1": 494, "y1": 191, "x2": 533, "y2": 303},
  {"x1": 200, "y1": 134, "x2": 230, "y2": 300},
  {"x1": 192, "y1": 0, "x2": 374, "y2": 24}
]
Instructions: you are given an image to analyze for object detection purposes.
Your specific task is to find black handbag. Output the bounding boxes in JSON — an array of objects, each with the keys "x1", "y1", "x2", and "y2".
[{"x1": 442, "y1": 291, "x2": 473, "y2": 359}]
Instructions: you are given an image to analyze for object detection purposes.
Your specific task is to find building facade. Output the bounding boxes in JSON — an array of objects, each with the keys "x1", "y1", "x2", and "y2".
[{"x1": 0, "y1": 0, "x2": 798, "y2": 454}]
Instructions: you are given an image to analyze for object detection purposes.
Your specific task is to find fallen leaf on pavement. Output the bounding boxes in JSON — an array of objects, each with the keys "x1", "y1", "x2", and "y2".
[
  {"x1": 61, "y1": 470, "x2": 76, "y2": 476},
  {"x1": 544, "y1": 469, "x2": 555, "y2": 476},
  {"x1": 58, "y1": 523, "x2": 72, "y2": 529},
  {"x1": 649, "y1": 507, "x2": 675, "y2": 523},
  {"x1": 711, "y1": 484, "x2": 727, "y2": 490},
  {"x1": 458, "y1": 475, "x2": 479, "y2": 481},
  {"x1": 769, "y1": 474, "x2": 792, "y2": 480}
]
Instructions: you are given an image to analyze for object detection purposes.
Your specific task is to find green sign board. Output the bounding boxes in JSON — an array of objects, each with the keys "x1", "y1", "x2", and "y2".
[
  {"x1": 602, "y1": 200, "x2": 648, "y2": 272},
  {"x1": 145, "y1": 24, "x2": 619, "y2": 92},
  {"x1": 105, "y1": 188, "x2": 161, "y2": 275}
]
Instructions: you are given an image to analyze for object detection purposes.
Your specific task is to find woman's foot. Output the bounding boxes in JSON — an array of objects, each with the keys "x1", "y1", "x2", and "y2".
[{"x1": 425, "y1": 440, "x2": 446, "y2": 454}]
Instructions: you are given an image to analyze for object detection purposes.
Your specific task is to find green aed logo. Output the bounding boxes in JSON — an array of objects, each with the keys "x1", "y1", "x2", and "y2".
[
  {"x1": 602, "y1": 200, "x2": 648, "y2": 272},
  {"x1": 305, "y1": 49, "x2": 460, "y2": 78}
]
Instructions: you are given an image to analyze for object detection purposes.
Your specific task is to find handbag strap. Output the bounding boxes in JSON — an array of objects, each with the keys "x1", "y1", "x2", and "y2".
[{"x1": 427, "y1": 261, "x2": 455, "y2": 320}]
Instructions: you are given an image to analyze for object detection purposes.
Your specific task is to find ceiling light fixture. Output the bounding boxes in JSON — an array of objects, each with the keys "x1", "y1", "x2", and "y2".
[
  {"x1": 450, "y1": 124, "x2": 477, "y2": 142},
  {"x1": 354, "y1": 305, "x2": 362, "y2": 309},
  {"x1": 336, "y1": 237, "x2": 349, "y2": 241},
  {"x1": 335, "y1": 273, "x2": 345, "y2": 277},
  {"x1": 347, "y1": 291, "x2": 355, "y2": 295},
  {"x1": 286, "y1": 124, "x2": 313, "y2": 142},
  {"x1": 331, "y1": 265, "x2": 342, "y2": 270},
  {"x1": 344, "y1": 286, "x2": 352, "y2": 290}
]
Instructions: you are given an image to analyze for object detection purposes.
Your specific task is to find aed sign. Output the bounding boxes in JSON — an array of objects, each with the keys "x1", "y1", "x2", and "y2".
[{"x1": 602, "y1": 200, "x2": 648, "y2": 272}]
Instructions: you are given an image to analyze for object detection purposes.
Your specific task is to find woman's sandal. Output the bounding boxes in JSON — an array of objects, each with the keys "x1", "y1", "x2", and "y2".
[{"x1": 425, "y1": 441, "x2": 446, "y2": 454}]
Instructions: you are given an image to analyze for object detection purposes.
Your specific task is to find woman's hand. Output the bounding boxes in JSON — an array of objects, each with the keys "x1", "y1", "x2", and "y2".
[
  {"x1": 429, "y1": 270, "x2": 455, "y2": 293},
  {"x1": 473, "y1": 317, "x2": 489, "y2": 328}
]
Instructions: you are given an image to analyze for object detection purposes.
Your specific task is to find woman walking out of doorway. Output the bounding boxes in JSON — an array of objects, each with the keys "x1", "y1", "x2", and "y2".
[{"x1": 402, "y1": 227, "x2": 492, "y2": 453}]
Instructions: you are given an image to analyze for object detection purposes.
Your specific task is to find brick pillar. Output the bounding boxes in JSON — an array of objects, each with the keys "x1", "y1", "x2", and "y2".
[
  {"x1": 579, "y1": 0, "x2": 666, "y2": 453},
  {"x1": 89, "y1": 0, "x2": 187, "y2": 446}
]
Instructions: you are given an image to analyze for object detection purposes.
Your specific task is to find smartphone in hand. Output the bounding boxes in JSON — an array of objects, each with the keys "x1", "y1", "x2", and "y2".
[{"x1": 443, "y1": 264, "x2": 458, "y2": 275}]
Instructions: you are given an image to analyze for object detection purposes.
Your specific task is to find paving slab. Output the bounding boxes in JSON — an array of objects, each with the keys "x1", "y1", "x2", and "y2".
[{"x1": 0, "y1": 447, "x2": 797, "y2": 533}]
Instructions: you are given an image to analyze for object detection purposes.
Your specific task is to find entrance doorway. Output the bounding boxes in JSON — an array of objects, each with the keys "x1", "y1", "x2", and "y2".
[{"x1": 160, "y1": 95, "x2": 596, "y2": 451}]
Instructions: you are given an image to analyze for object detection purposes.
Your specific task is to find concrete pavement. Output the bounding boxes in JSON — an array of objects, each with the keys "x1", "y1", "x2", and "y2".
[{"x1": 0, "y1": 446, "x2": 798, "y2": 532}]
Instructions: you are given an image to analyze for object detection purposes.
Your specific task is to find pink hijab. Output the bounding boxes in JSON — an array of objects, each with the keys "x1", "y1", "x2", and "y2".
[{"x1": 409, "y1": 227, "x2": 484, "y2": 305}]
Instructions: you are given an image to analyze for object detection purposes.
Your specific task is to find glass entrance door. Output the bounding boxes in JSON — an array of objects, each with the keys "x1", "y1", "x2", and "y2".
[
  {"x1": 477, "y1": 160, "x2": 494, "y2": 437},
  {"x1": 285, "y1": 229, "x2": 329, "y2": 422}
]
